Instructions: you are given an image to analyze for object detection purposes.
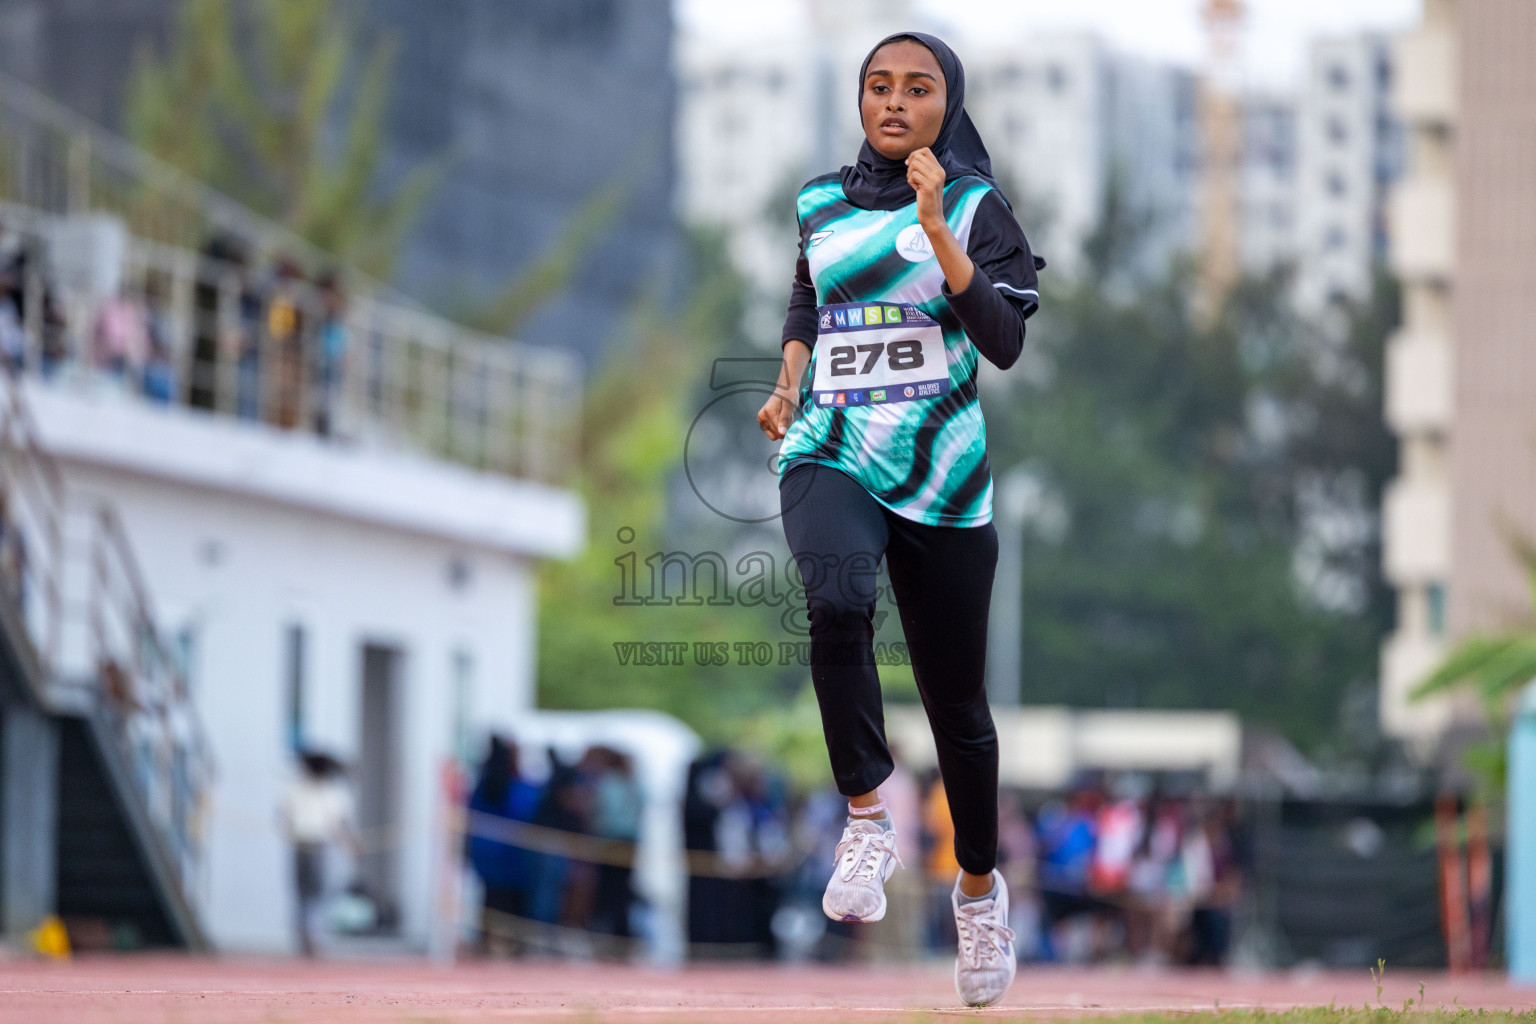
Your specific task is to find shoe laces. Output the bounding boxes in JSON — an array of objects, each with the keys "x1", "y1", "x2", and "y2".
[
  {"x1": 956, "y1": 899, "x2": 1017, "y2": 969},
  {"x1": 833, "y1": 822, "x2": 902, "y2": 883}
]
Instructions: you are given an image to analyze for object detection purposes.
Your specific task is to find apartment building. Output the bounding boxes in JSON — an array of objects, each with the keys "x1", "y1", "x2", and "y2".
[{"x1": 1381, "y1": 0, "x2": 1536, "y2": 748}]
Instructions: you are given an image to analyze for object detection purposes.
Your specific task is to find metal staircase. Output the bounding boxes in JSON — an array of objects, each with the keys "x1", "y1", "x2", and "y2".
[{"x1": 0, "y1": 376, "x2": 210, "y2": 949}]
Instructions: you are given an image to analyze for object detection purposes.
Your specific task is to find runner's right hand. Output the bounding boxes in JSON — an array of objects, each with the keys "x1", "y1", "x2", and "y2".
[{"x1": 757, "y1": 391, "x2": 796, "y2": 441}]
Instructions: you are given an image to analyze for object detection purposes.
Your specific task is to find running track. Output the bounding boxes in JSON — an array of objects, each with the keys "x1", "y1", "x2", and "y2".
[{"x1": 1, "y1": 958, "x2": 1532, "y2": 1023}]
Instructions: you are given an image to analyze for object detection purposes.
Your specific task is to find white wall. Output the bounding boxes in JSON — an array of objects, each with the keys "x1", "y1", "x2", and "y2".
[{"x1": 28, "y1": 384, "x2": 582, "y2": 953}]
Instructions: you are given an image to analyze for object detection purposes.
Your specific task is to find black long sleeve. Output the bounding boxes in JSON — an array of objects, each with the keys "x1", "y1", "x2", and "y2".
[
  {"x1": 781, "y1": 253, "x2": 818, "y2": 349},
  {"x1": 942, "y1": 190, "x2": 1040, "y2": 370}
]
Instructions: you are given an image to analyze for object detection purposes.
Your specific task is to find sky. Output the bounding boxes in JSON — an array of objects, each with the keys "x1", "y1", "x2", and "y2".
[{"x1": 676, "y1": 0, "x2": 1421, "y2": 90}]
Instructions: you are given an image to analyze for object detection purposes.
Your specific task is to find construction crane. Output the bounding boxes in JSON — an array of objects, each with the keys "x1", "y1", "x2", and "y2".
[{"x1": 1198, "y1": 0, "x2": 1247, "y2": 313}]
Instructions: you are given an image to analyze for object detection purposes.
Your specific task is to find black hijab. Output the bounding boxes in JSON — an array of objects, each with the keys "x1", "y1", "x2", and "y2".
[{"x1": 840, "y1": 32, "x2": 1007, "y2": 212}]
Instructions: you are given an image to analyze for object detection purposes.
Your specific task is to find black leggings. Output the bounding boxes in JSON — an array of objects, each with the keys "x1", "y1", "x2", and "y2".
[{"x1": 780, "y1": 463, "x2": 1000, "y2": 876}]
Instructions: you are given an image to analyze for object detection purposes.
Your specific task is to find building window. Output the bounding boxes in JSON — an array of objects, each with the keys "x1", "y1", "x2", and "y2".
[
  {"x1": 1427, "y1": 583, "x2": 1448, "y2": 638},
  {"x1": 1328, "y1": 64, "x2": 1350, "y2": 91},
  {"x1": 284, "y1": 623, "x2": 307, "y2": 752},
  {"x1": 1327, "y1": 116, "x2": 1349, "y2": 145},
  {"x1": 1327, "y1": 171, "x2": 1348, "y2": 197},
  {"x1": 1047, "y1": 65, "x2": 1068, "y2": 94},
  {"x1": 1324, "y1": 225, "x2": 1348, "y2": 250}
]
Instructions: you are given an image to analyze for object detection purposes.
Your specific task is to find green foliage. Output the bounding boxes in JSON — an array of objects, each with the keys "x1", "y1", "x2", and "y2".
[
  {"x1": 124, "y1": 0, "x2": 444, "y2": 277},
  {"x1": 535, "y1": 229, "x2": 797, "y2": 740},
  {"x1": 1411, "y1": 542, "x2": 1536, "y2": 798},
  {"x1": 989, "y1": 196, "x2": 1397, "y2": 748},
  {"x1": 454, "y1": 183, "x2": 628, "y2": 337}
]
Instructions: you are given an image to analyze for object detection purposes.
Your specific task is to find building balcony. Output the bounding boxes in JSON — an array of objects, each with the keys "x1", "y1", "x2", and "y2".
[
  {"x1": 1383, "y1": 475, "x2": 1451, "y2": 584},
  {"x1": 1390, "y1": 177, "x2": 1455, "y2": 282},
  {"x1": 1393, "y1": 28, "x2": 1457, "y2": 127},
  {"x1": 1385, "y1": 328, "x2": 1453, "y2": 434}
]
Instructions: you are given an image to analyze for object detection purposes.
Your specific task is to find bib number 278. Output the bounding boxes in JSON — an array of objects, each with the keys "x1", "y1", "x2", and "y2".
[
  {"x1": 810, "y1": 301, "x2": 948, "y2": 406},
  {"x1": 827, "y1": 339, "x2": 924, "y2": 376}
]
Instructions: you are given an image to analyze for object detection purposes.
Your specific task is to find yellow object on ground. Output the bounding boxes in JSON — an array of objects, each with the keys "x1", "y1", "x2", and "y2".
[{"x1": 28, "y1": 915, "x2": 70, "y2": 959}]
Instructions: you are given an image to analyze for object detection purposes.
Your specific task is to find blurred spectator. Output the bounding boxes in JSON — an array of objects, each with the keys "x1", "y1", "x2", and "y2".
[
  {"x1": 716, "y1": 753, "x2": 788, "y2": 955},
  {"x1": 267, "y1": 258, "x2": 307, "y2": 429},
  {"x1": 1126, "y1": 793, "x2": 1182, "y2": 962},
  {"x1": 685, "y1": 749, "x2": 788, "y2": 955},
  {"x1": 0, "y1": 285, "x2": 22, "y2": 376},
  {"x1": 1035, "y1": 789, "x2": 1101, "y2": 962},
  {"x1": 277, "y1": 751, "x2": 356, "y2": 957},
  {"x1": 530, "y1": 753, "x2": 593, "y2": 929},
  {"x1": 1090, "y1": 784, "x2": 1141, "y2": 897},
  {"x1": 586, "y1": 746, "x2": 641, "y2": 939},
  {"x1": 232, "y1": 249, "x2": 266, "y2": 421},
  {"x1": 0, "y1": 230, "x2": 65, "y2": 376},
  {"x1": 1187, "y1": 799, "x2": 1248, "y2": 966},
  {"x1": 140, "y1": 277, "x2": 177, "y2": 404},
  {"x1": 0, "y1": 228, "x2": 21, "y2": 374},
  {"x1": 313, "y1": 272, "x2": 348, "y2": 437},
  {"x1": 466, "y1": 735, "x2": 541, "y2": 955},
  {"x1": 684, "y1": 751, "x2": 731, "y2": 948},
  {"x1": 92, "y1": 287, "x2": 148, "y2": 382}
]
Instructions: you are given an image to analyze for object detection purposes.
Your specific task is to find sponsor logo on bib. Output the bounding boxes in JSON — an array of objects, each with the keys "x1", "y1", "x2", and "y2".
[
  {"x1": 847, "y1": 307, "x2": 864, "y2": 327},
  {"x1": 871, "y1": 389, "x2": 887, "y2": 402},
  {"x1": 819, "y1": 310, "x2": 832, "y2": 329},
  {"x1": 903, "y1": 386, "x2": 916, "y2": 398},
  {"x1": 895, "y1": 224, "x2": 934, "y2": 262},
  {"x1": 818, "y1": 393, "x2": 833, "y2": 405}
]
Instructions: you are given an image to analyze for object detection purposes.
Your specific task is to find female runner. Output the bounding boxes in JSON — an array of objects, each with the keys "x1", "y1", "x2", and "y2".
[{"x1": 756, "y1": 32, "x2": 1042, "y2": 1007}]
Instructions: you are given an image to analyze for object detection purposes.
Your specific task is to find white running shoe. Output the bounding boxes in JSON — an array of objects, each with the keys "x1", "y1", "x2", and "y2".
[
  {"x1": 952, "y1": 870, "x2": 1018, "y2": 1007},
  {"x1": 821, "y1": 818, "x2": 903, "y2": 923}
]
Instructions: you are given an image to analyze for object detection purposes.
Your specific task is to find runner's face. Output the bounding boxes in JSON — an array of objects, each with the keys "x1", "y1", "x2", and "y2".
[{"x1": 860, "y1": 40, "x2": 946, "y2": 161}]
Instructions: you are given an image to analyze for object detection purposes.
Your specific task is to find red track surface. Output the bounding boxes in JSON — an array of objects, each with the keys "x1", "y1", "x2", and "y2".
[{"x1": 0, "y1": 958, "x2": 1532, "y2": 1023}]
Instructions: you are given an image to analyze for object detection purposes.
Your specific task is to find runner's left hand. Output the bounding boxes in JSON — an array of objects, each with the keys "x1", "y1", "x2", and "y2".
[{"x1": 906, "y1": 148, "x2": 946, "y2": 231}]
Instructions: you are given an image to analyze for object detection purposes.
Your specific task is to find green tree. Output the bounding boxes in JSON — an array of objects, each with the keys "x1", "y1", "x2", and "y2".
[
  {"x1": 124, "y1": 0, "x2": 441, "y2": 277},
  {"x1": 988, "y1": 197, "x2": 1398, "y2": 748},
  {"x1": 535, "y1": 229, "x2": 800, "y2": 737}
]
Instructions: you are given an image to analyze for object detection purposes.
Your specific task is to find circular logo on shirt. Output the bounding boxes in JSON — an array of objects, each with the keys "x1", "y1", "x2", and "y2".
[{"x1": 895, "y1": 224, "x2": 934, "y2": 262}]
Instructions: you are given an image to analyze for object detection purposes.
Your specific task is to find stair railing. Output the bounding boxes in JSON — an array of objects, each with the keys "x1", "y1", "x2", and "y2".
[{"x1": 0, "y1": 369, "x2": 213, "y2": 923}]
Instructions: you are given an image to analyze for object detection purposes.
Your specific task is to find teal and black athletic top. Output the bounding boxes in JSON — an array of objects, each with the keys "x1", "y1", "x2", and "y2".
[{"x1": 777, "y1": 172, "x2": 1040, "y2": 527}]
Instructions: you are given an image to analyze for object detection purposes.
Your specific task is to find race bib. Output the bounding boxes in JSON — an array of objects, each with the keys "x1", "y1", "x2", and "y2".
[{"x1": 810, "y1": 302, "x2": 949, "y2": 408}]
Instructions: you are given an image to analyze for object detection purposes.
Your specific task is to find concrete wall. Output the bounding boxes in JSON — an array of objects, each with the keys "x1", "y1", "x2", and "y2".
[{"x1": 1448, "y1": 0, "x2": 1536, "y2": 636}]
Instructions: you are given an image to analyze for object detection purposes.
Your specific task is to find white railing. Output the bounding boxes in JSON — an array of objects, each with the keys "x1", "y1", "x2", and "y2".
[
  {"x1": 0, "y1": 372, "x2": 212, "y2": 916},
  {"x1": 0, "y1": 72, "x2": 582, "y2": 485}
]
